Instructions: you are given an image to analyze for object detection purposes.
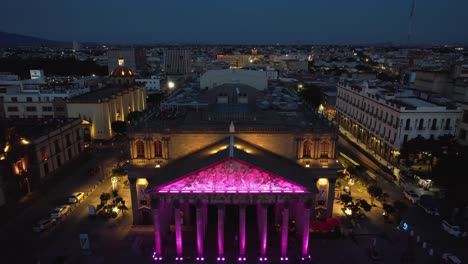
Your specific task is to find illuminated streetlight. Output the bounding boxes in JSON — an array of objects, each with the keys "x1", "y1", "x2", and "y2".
[
  {"x1": 20, "y1": 138, "x2": 30, "y2": 145},
  {"x1": 168, "y1": 81, "x2": 175, "y2": 89}
]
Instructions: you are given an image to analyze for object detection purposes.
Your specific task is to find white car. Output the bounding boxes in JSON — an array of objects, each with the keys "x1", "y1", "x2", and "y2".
[
  {"x1": 442, "y1": 253, "x2": 462, "y2": 264},
  {"x1": 68, "y1": 192, "x2": 85, "y2": 203},
  {"x1": 33, "y1": 218, "x2": 56, "y2": 233},
  {"x1": 50, "y1": 205, "x2": 71, "y2": 219},
  {"x1": 403, "y1": 190, "x2": 419, "y2": 203},
  {"x1": 441, "y1": 220, "x2": 467, "y2": 238}
]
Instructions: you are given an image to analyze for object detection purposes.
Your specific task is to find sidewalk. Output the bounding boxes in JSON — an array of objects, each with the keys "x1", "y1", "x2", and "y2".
[{"x1": 338, "y1": 127, "x2": 438, "y2": 200}]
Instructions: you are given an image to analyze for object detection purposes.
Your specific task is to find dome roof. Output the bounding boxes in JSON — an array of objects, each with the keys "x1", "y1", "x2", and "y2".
[{"x1": 110, "y1": 66, "x2": 134, "y2": 77}]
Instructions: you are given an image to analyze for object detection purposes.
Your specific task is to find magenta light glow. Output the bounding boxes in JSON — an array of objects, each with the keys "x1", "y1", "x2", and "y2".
[{"x1": 157, "y1": 160, "x2": 306, "y2": 193}]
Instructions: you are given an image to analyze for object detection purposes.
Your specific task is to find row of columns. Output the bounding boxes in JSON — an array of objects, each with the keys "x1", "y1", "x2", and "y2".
[{"x1": 151, "y1": 199, "x2": 313, "y2": 260}]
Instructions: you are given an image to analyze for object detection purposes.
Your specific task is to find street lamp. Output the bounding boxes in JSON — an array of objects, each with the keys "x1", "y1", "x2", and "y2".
[{"x1": 168, "y1": 81, "x2": 175, "y2": 89}]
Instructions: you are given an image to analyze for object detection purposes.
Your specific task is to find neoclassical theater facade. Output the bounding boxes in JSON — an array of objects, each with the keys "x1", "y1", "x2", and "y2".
[{"x1": 126, "y1": 84, "x2": 341, "y2": 261}]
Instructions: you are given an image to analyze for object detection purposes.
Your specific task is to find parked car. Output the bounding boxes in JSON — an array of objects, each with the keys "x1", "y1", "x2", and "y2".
[
  {"x1": 33, "y1": 217, "x2": 56, "y2": 233},
  {"x1": 403, "y1": 190, "x2": 419, "y2": 203},
  {"x1": 441, "y1": 220, "x2": 467, "y2": 238},
  {"x1": 442, "y1": 253, "x2": 462, "y2": 264},
  {"x1": 50, "y1": 205, "x2": 71, "y2": 219},
  {"x1": 68, "y1": 192, "x2": 85, "y2": 203}
]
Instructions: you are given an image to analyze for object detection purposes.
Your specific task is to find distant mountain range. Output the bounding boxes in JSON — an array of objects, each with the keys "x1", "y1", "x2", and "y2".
[{"x1": 0, "y1": 31, "x2": 71, "y2": 47}]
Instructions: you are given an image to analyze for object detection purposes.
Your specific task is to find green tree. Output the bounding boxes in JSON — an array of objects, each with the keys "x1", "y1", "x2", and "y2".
[
  {"x1": 127, "y1": 111, "x2": 144, "y2": 123},
  {"x1": 111, "y1": 121, "x2": 127, "y2": 134},
  {"x1": 340, "y1": 194, "x2": 353, "y2": 205},
  {"x1": 359, "y1": 199, "x2": 372, "y2": 212},
  {"x1": 100, "y1": 192, "x2": 111, "y2": 205},
  {"x1": 393, "y1": 200, "x2": 408, "y2": 222},
  {"x1": 383, "y1": 203, "x2": 396, "y2": 214},
  {"x1": 367, "y1": 185, "x2": 383, "y2": 205}
]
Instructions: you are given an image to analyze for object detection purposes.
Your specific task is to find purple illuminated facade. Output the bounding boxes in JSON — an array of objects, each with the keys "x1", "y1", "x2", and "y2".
[{"x1": 157, "y1": 160, "x2": 306, "y2": 194}]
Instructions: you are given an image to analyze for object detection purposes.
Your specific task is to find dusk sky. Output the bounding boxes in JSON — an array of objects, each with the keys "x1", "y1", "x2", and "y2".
[{"x1": 2, "y1": 0, "x2": 468, "y2": 45}]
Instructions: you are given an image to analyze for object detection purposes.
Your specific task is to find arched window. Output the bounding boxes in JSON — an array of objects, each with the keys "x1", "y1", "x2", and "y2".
[
  {"x1": 154, "y1": 140, "x2": 162, "y2": 157},
  {"x1": 303, "y1": 140, "x2": 312, "y2": 157},
  {"x1": 320, "y1": 141, "x2": 329, "y2": 158},
  {"x1": 136, "y1": 141, "x2": 145, "y2": 158}
]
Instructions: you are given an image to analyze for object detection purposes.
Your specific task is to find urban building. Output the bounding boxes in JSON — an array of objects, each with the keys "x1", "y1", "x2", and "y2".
[
  {"x1": 0, "y1": 71, "x2": 91, "y2": 119},
  {"x1": 336, "y1": 81, "x2": 462, "y2": 167},
  {"x1": 67, "y1": 63, "x2": 146, "y2": 140},
  {"x1": 126, "y1": 79, "x2": 341, "y2": 260},
  {"x1": 458, "y1": 103, "x2": 468, "y2": 146},
  {"x1": 164, "y1": 48, "x2": 191, "y2": 77},
  {"x1": 0, "y1": 118, "x2": 84, "y2": 207},
  {"x1": 135, "y1": 77, "x2": 161, "y2": 95},
  {"x1": 216, "y1": 54, "x2": 265, "y2": 69}
]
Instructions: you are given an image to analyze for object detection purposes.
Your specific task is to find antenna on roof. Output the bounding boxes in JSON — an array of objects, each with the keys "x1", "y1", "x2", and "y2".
[{"x1": 408, "y1": 0, "x2": 416, "y2": 46}]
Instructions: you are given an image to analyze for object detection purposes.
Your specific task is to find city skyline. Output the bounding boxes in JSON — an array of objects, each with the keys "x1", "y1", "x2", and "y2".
[{"x1": 2, "y1": 0, "x2": 468, "y2": 45}]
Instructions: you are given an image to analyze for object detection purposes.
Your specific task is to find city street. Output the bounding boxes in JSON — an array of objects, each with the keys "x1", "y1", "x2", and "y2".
[
  {"x1": 0, "y1": 149, "x2": 121, "y2": 263},
  {"x1": 337, "y1": 131, "x2": 468, "y2": 263}
]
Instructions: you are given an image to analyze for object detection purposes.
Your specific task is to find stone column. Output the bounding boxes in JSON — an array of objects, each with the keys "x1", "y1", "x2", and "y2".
[
  {"x1": 239, "y1": 204, "x2": 246, "y2": 257},
  {"x1": 202, "y1": 202, "x2": 208, "y2": 238},
  {"x1": 174, "y1": 201, "x2": 183, "y2": 256},
  {"x1": 326, "y1": 179, "x2": 336, "y2": 218},
  {"x1": 217, "y1": 204, "x2": 225, "y2": 257},
  {"x1": 129, "y1": 178, "x2": 139, "y2": 225},
  {"x1": 151, "y1": 197, "x2": 162, "y2": 256},
  {"x1": 301, "y1": 199, "x2": 312, "y2": 258},
  {"x1": 297, "y1": 138, "x2": 304, "y2": 159},
  {"x1": 259, "y1": 203, "x2": 268, "y2": 258},
  {"x1": 196, "y1": 200, "x2": 204, "y2": 258},
  {"x1": 281, "y1": 201, "x2": 290, "y2": 258}
]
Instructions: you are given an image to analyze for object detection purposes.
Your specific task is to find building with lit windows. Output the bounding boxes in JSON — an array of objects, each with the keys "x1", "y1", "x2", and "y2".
[
  {"x1": 216, "y1": 54, "x2": 264, "y2": 69},
  {"x1": 0, "y1": 118, "x2": 84, "y2": 207},
  {"x1": 126, "y1": 81, "x2": 341, "y2": 261},
  {"x1": 336, "y1": 81, "x2": 463, "y2": 166}
]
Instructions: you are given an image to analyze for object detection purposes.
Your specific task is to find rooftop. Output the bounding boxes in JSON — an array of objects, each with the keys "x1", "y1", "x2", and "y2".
[
  {"x1": 130, "y1": 83, "x2": 337, "y2": 134},
  {"x1": 67, "y1": 85, "x2": 136, "y2": 103},
  {"x1": 2, "y1": 117, "x2": 81, "y2": 142}
]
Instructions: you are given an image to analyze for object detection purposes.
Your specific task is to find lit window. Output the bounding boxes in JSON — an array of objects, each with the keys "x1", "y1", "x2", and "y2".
[
  {"x1": 154, "y1": 140, "x2": 162, "y2": 157},
  {"x1": 41, "y1": 147, "x2": 48, "y2": 161},
  {"x1": 136, "y1": 141, "x2": 145, "y2": 158},
  {"x1": 320, "y1": 141, "x2": 329, "y2": 159},
  {"x1": 303, "y1": 140, "x2": 312, "y2": 157}
]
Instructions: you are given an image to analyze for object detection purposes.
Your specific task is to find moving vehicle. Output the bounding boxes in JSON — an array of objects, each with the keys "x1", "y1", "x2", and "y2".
[
  {"x1": 442, "y1": 253, "x2": 462, "y2": 264},
  {"x1": 33, "y1": 218, "x2": 56, "y2": 233},
  {"x1": 68, "y1": 192, "x2": 85, "y2": 203},
  {"x1": 403, "y1": 190, "x2": 419, "y2": 203},
  {"x1": 441, "y1": 220, "x2": 467, "y2": 238},
  {"x1": 50, "y1": 205, "x2": 71, "y2": 219}
]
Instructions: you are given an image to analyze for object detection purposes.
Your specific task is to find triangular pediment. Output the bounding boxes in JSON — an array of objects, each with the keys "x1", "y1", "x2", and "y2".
[{"x1": 156, "y1": 159, "x2": 307, "y2": 193}]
